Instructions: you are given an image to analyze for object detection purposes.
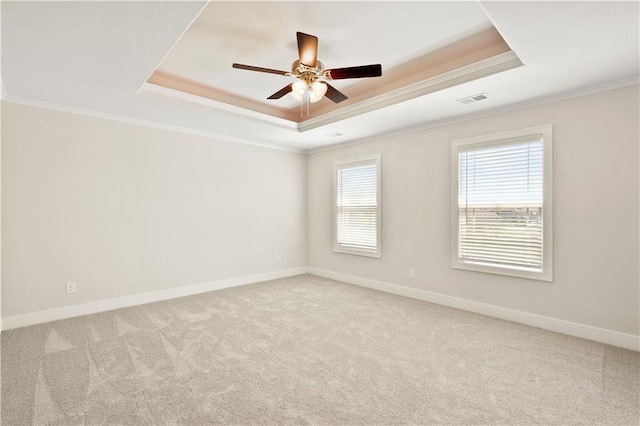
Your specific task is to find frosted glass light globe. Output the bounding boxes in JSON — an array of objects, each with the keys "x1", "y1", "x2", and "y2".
[
  {"x1": 309, "y1": 92, "x2": 322, "y2": 103},
  {"x1": 311, "y1": 81, "x2": 327, "y2": 97}
]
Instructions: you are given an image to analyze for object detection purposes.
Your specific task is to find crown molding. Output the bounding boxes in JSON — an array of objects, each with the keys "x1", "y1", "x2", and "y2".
[
  {"x1": 298, "y1": 51, "x2": 522, "y2": 133},
  {"x1": 4, "y1": 76, "x2": 637, "y2": 156},
  {"x1": 306, "y1": 76, "x2": 640, "y2": 155},
  {"x1": 140, "y1": 82, "x2": 297, "y2": 130},
  {"x1": 144, "y1": 49, "x2": 522, "y2": 136},
  {"x1": 1, "y1": 95, "x2": 305, "y2": 154}
]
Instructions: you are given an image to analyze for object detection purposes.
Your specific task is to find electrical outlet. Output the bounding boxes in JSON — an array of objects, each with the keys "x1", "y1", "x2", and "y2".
[
  {"x1": 409, "y1": 268, "x2": 416, "y2": 279},
  {"x1": 66, "y1": 282, "x2": 76, "y2": 294},
  {"x1": 276, "y1": 255, "x2": 282, "y2": 264}
]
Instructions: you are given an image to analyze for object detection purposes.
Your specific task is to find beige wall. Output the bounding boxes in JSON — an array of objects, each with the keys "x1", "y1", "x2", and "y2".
[
  {"x1": 0, "y1": 96, "x2": 2, "y2": 324},
  {"x1": 2, "y1": 85, "x2": 638, "y2": 336},
  {"x1": 2, "y1": 102, "x2": 307, "y2": 317},
  {"x1": 308, "y1": 85, "x2": 640, "y2": 336}
]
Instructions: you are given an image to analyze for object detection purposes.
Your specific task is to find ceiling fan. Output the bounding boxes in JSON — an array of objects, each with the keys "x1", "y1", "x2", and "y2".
[{"x1": 232, "y1": 32, "x2": 382, "y2": 105}]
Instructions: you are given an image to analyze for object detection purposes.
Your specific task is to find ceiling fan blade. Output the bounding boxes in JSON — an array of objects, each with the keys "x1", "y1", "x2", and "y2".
[
  {"x1": 232, "y1": 63, "x2": 289, "y2": 76},
  {"x1": 325, "y1": 83, "x2": 348, "y2": 103},
  {"x1": 324, "y1": 64, "x2": 382, "y2": 80},
  {"x1": 297, "y1": 32, "x2": 318, "y2": 67},
  {"x1": 267, "y1": 84, "x2": 293, "y2": 100}
]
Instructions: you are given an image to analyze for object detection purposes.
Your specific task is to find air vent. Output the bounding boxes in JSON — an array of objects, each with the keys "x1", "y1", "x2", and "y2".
[
  {"x1": 456, "y1": 93, "x2": 489, "y2": 104},
  {"x1": 325, "y1": 132, "x2": 344, "y2": 138}
]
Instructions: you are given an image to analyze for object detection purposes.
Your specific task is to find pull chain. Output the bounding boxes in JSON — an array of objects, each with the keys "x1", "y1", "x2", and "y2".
[{"x1": 299, "y1": 90, "x2": 311, "y2": 117}]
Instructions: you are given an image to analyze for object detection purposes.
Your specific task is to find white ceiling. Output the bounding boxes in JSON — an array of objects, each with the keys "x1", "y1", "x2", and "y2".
[{"x1": 2, "y1": 1, "x2": 639, "y2": 152}]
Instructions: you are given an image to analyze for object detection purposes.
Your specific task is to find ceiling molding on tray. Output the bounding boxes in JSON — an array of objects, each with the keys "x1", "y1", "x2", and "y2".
[
  {"x1": 146, "y1": 26, "x2": 521, "y2": 132},
  {"x1": 298, "y1": 50, "x2": 522, "y2": 133},
  {"x1": 144, "y1": 71, "x2": 299, "y2": 123},
  {"x1": 145, "y1": 47, "x2": 523, "y2": 136},
  {"x1": 139, "y1": 82, "x2": 298, "y2": 130}
]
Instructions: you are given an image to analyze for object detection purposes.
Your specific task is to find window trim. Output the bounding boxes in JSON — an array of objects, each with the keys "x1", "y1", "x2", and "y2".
[
  {"x1": 333, "y1": 153, "x2": 382, "y2": 258},
  {"x1": 451, "y1": 125, "x2": 553, "y2": 282}
]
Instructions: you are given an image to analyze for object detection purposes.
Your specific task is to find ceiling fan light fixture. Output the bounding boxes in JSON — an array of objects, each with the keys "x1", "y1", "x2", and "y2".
[
  {"x1": 290, "y1": 80, "x2": 327, "y2": 103},
  {"x1": 309, "y1": 81, "x2": 327, "y2": 103},
  {"x1": 309, "y1": 93, "x2": 322, "y2": 103},
  {"x1": 233, "y1": 31, "x2": 382, "y2": 109},
  {"x1": 291, "y1": 80, "x2": 306, "y2": 101},
  {"x1": 311, "y1": 81, "x2": 327, "y2": 97}
]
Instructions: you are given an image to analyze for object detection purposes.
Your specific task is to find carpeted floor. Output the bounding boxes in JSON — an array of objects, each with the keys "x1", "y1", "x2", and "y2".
[{"x1": 1, "y1": 274, "x2": 638, "y2": 425}]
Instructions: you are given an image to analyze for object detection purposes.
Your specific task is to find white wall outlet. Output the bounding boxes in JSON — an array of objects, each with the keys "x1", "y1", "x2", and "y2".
[
  {"x1": 409, "y1": 268, "x2": 416, "y2": 279},
  {"x1": 276, "y1": 255, "x2": 282, "y2": 264},
  {"x1": 66, "y1": 282, "x2": 76, "y2": 294}
]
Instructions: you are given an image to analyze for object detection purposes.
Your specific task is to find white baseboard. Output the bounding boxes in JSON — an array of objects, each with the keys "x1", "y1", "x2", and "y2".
[
  {"x1": 1, "y1": 267, "x2": 309, "y2": 331},
  {"x1": 308, "y1": 267, "x2": 640, "y2": 351},
  {"x1": 4, "y1": 266, "x2": 638, "y2": 351}
]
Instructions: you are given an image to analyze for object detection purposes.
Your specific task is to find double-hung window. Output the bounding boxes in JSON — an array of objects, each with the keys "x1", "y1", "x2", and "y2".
[
  {"x1": 451, "y1": 125, "x2": 553, "y2": 281},
  {"x1": 334, "y1": 154, "x2": 381, "y2": 258}
]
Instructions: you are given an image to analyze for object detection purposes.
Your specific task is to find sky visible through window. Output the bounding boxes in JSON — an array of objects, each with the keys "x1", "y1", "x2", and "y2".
[
  {"x1": 459, "y1": 139, "x2": 543, "y2": 207},
  {"x1": 338, "y1": 165, "x2": 378, "y2": 207}
]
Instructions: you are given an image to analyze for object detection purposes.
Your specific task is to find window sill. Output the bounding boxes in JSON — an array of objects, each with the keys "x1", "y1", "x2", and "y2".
[
  {"x1": 334, "y1": 246, "x2": 381, "y2": 258},
  {"x1": 452, "y1": 259, "x2": 552, "y2": 282}
]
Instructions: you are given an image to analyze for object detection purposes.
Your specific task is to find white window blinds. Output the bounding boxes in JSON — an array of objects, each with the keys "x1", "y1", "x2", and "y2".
[
  {"x1": 457, "y1": 136, "x2": 544, "y2": 271},
  {"x1": 335, "y1": 156, "x2": 380, "y2": 256}
]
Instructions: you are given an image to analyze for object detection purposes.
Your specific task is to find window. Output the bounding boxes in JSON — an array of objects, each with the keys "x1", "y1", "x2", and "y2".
[
  {"x1": 334, "y1": 154, "x2": 381, "y2": 258},
  {"x1": 451, "y1": 125, "x2": 553, "y2": 281}
]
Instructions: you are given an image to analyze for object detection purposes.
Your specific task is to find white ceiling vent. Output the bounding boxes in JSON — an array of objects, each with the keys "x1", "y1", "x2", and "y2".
[
  {"x1": 457, "y1": 93, "x2": 489, "y2": 104},
  {"x1": 324, "y1": 132, "x2": 344, "y2": 138}
]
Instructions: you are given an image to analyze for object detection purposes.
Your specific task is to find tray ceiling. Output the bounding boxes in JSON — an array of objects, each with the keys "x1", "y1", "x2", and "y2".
[
  {"x1": 146, "y1": 2, "x2": 521, "y2": 126},
  {"x1": 2, "y1": 1, "x2": 638, "y2": 151}
]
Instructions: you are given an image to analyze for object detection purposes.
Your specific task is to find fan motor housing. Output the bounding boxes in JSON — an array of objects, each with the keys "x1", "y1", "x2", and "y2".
[{"x1": 292, "y1": 60, "x2": 324, "y2": 83}]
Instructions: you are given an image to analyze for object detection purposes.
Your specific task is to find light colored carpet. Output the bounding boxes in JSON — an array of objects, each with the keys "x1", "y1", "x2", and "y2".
[{"x1": 1, "y1": 274, "x2": 638, "y2": 425}]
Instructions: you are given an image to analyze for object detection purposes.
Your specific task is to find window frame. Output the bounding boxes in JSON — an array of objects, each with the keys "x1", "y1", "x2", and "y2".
[
  {"x1": 451, "y1": 125, "x2": 553, "y2": 282},
  {"x1": 333, "y1": 153, "x2": 382, "y2": 258}
]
